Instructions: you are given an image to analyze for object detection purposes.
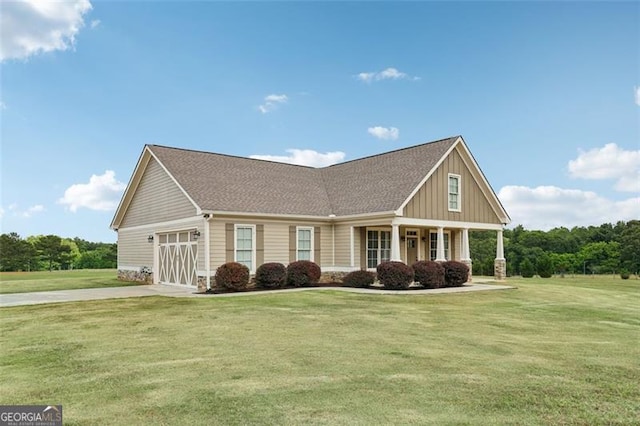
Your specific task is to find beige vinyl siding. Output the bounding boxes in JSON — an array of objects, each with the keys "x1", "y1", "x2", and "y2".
[
  {"x1": 333, "y1": 224, "x2": 354, "y2": 267},
  {"x1": 210, "y1": 220, "x2": 227, "y2": 269},
  {"x1": 263, "y1": 223, "x2": 290, "y2": 264},
  {"x1": 121, "y1": 158, "x2": 197, "y2": 228},
  {"x1": 403, "y1": 146, "x2": 502, "y2": 224},
  {"x1": 117, "y1": 228, "x2": 153, "y2": 269},
  {"x1": 320, "y1": 224, "x2": 333, "y2": 267}
]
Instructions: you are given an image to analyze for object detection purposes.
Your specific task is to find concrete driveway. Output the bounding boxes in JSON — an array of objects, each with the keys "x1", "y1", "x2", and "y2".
[{"x1": 0, "y1": 282, "x2": 514, "y2": 307}]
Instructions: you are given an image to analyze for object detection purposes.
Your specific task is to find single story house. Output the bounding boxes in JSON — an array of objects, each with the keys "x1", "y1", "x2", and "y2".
[{"x1": 111, "y1": 135, "x2": 510, "y2": 290}]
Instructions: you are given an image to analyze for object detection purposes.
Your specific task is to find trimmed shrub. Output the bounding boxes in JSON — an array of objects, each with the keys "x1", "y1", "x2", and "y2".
[
  {"x1": 520, "y1": 258, "x2": 535, "y2": 278},
  {"x1": 442, "y1": 260, "x2": 469, "y2": 287},
  {"x1": 620, "y1": 270, "x2": 630, "y2": 280},
  {"x1": 342, "y1": 270, "x2": 376, "y2": 288},
  {"x1": 286, "y1": 260, "x2": 321, "y2": 287},
  {"x1": 255, "y1": 262, "x2": 286, "y2": 288},
  {"x1": 412, "y1": 260, "x2": 445, "y2": 289},
  {"x1": 376, "y1": 261, "x2": 414, "y2": 290},
  {"x1": 215, "y1": 262, "x2": 250, "y2": 291}
]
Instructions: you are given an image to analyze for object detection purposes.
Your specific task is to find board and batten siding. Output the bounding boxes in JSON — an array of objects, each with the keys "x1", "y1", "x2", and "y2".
[
  {"x1": 403, "y1": 146, "x2": 502, "y2": 224},
  {"x1": 120, "y1": 158, "x2": 197, "y2": 228}
]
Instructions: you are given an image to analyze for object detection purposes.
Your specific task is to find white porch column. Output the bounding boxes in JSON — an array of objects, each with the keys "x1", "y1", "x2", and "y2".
[
  {"x1": 391, "y1": 224, "x2": 401, "y2": 261},
  {"x1": 436, "y1": 226, "x2": 446, "y2": 261},
  {"x1": 204, "y1": 215, "x2": 211, "y2": 290},
  {"x1": 496, "y1": 229, "x2": 505, "y2": 260},
  {"x1": 461, "y1": 228, "x2": 470, "y2": 261},
  {"x1": 494, "y1": 229, "x2": 506, "y2": 281}
]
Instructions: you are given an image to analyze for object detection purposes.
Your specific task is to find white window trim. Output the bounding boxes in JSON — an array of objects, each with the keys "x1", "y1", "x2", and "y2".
[
  {"x1": 296, "y1": 226, "x2": 315, "y2": 261},
  {"x1": 429, "y1": 230, "x2": 451, "y2": 261},
  {"x1": 366, "y1": 227, "x2": 391, "y2": 270},
  {"x1": 448, "y1": 173, "x2": 462, "y2": 212},
  {"x1": 234, "y1": 224, "x2": 256, "y2": 273}
]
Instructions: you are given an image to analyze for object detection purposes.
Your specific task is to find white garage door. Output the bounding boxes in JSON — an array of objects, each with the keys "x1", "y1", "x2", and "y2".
[{"x1": 158, "y1": 231, "x2": 198, "y2": 286}]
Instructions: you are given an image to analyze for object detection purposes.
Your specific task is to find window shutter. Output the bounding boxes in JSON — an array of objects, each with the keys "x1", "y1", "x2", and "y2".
[
  {"x1": 225, "y1": 223, "x2": 234, "y2": 263},
  {"x1": 256, "y1": 224, "x2": 264, "y2": 267},
  {"x1": 360, "y1": 227, "x2": 367, "y2": 269},
  {"x1": 289, "y1": 226, "x2": 296, "y2": 263},
  {"x1": 314, "y1": 226, "x2": 321, "y2": 264}
]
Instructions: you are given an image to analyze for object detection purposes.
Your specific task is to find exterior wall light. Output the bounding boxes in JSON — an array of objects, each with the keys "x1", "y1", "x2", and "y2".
[
  {"x1": 147, "y1": 235, "x2": 154, "y2": 243},
  {"x1": 192, "y1": 230, "x2": 201, "y2": 240}
]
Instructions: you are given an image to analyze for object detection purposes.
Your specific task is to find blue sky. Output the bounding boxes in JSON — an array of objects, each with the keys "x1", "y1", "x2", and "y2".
[{"x1": 1, "y1": 1, "x2": 638, "y2": 243}]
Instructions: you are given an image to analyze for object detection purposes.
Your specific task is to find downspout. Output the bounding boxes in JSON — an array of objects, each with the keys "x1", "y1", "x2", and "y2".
[{"x1": 204, "y1": 214, "x2": 211, "y2": 289}]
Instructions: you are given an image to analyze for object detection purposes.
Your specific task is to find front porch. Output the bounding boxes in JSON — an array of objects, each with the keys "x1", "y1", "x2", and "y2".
[{"x1": 348, "y1": 219, "x2": 507, "y2": 280}]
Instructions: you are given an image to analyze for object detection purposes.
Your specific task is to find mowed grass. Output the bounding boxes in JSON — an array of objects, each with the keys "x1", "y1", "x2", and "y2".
[
  {"x1": 0, "y1": 269, "x2": 138, "y2": 294},
  {"x1": 1, "y1": 276, "x2": 638, "y2": 425}
]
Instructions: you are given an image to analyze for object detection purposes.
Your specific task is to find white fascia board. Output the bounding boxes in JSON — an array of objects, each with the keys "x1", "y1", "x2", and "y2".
[
  {"x1": 117, "y1": 215, "x2": 204, "y2": 232},
  {"x1": 392, "y1": 217, "x2": 505, "y2": 231},
  {"x1": 146, "y1": 148, "x2": 202, "y2": 214},
  {"x1": 396, "y1": 137, "x2": 462, "y2": 215},
  {"x1": 209, "y1": 210, "x2": 332, "y2": 222},
  {"x1": 110, "y1": 147, "x2": 152, "y2": 229},
  {"x1": 454, "y1": 139, "x2": 511, "y2": 224}
]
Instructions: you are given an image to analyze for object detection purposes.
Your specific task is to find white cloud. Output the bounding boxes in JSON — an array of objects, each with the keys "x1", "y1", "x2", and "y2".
[
  {"x1": 22, "y1": 205, "x2": 45, "y2": 218},
  {"x1": 90, "y1": 19, "x2": 100, "y2": 29},
  {"x1": 258, "y1": 94, "x2": 288, "y2": 114},
  {"x1": 499, "y1": 185, "x2": 639, "y2": 231},
  {"x1": 250, "y1": 149, "x2": 345, "y2": 168},
  {"x1": 635, "y1": 86, "x2": 640, "y2": 106},
  {"x1": 568, "y1": 143, "x2": 640, "y2": 192},
  {"x1": 58, "y1": 170, "x2": 126, "y2": 212},
  {"x1": 356, "y1": 67, "x2": 419, "y2": 83},
  {"x1": 3, "y1": 203, "x2": 45, "y2": 218},
  {"x1": 1, "y1": 0, "x2": 93, "y2": 61},
  {"x1": 368, "y1": 126, "x2": 399, "y2": 141}
]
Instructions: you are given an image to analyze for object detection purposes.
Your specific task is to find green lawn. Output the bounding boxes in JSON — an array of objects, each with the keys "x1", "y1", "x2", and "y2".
[
  {"x1": 0, "y1": 269, "x2": 138, "y2": 294},
  {"x1": 1, "y1": 276, "x2": 638, "y2": 425}
]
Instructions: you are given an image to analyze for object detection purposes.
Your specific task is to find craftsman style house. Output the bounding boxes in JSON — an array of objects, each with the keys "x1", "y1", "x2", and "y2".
[{"x1": 111, "y1": 136, "x2": 510, "y2": 290}]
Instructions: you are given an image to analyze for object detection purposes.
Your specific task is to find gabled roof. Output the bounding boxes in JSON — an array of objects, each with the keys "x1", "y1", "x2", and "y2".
[{"x1": 111, "y1": 136, "x2": 510, "y2": 228}]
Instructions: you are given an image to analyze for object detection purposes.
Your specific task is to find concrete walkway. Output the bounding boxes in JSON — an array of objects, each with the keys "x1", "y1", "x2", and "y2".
[{"x1": 0, "y1": 281, "x2": 515, "y2": 308}]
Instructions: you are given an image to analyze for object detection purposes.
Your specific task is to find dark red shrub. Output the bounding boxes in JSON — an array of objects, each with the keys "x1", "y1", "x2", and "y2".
[
  {"x1": 286, "y1": 260, "x2": 321, "y2": 287},
  {"x1": 215, "y1": 262, "x2": 250, "y2": 290},
  {"x1": 442, "y1": 260, "x2": 469, "y2": 287},
  {"x1": 412, "y1": 260, "x2": 445, "y2": 289},
  {"x1": 376, "y1": 261, "x2": 414, "y2": 290},
  {"x1": 255, "y1": 262, "x2": 286, "y2": 288},
  {"x1": 342, "y1": 270, "x2": 376, "y2": 288}
]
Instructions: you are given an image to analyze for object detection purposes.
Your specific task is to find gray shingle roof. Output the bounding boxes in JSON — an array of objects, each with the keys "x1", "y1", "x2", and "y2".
[{"x1": 148, "y1": 136, "x2": 459, "y2": 217}]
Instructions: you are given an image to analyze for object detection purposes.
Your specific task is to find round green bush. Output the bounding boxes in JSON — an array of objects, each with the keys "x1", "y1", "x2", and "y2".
[
  {"x1": 215, "y1": 262, "x2": 250, "y2": 291},
  {"x1": 412, "y1": 260, "x2": 445, "y2": 289},
  {"x1": 620, "y1": 270, "x2": 630, "y2": 280},
  {"x1": 376, "y1": 261, "x2": 414, "y2": 290},
  {"x1": 255, "y1": 262, "x2": 286, "y2": 288},
  {"x1": 286, "y1": 260, "x2": 321, "y2": 287},
  {"x1": 342, "y1": 270, "x2": 375, "y2": 288},
  {"x1": 537, "y1": 255, "x2": 554, "y2": 278},
  {"x1": 520, "y1": 258, "x2": 535, "y2": 278},
  {"x1": 442, "y1": 260, "x2": 469, "y2": 287}
]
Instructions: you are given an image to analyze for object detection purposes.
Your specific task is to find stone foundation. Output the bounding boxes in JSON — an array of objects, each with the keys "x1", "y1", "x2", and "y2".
[
  {"x1": 118, "y1": 269, "x2": 153, "y2": 284},
  {"x1": 494, "y1": 259, "x2": 506, "y2": 281},
  {"x1": 318, "y1": 271, "x2": 351, "y2": 284}
]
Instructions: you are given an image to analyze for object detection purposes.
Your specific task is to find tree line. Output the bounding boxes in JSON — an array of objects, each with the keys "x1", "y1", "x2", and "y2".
[
  {"x1": 0, "y1": 233, "x2": 117, "y2": 272},
  {"x1": 470, "y1": 220, "x2": 640, "y2": 277}
]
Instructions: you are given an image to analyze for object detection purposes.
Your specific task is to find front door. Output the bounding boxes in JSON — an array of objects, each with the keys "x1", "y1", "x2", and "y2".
[{"x1": 407, "y1": 237, "x2": 418, "y2": 265}]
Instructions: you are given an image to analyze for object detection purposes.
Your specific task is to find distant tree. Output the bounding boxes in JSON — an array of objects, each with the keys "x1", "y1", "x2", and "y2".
[
  {"x1": 34, "y1": 235, "x2": 71, "y2": 271},
  {"x1": 619, "y1": 220, "x2": 640, "y2": 274},
  {"x1": 520, "y1": 258, "x2": 535, "y2": 278},
  {"x1": 537, "y1": 254, "x2": 554, "y2": 278},
  {"x1": 0, "y1": 233, "x2": 36, "y2": 271}
]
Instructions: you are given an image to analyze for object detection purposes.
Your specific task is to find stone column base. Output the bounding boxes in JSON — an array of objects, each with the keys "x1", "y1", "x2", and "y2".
[
  {"x1": 494, "y1": 259, "x2": 506, "y2": 281},
  {"x1": 461, "y1": 260, "x2": 472, "y2": 282}
]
